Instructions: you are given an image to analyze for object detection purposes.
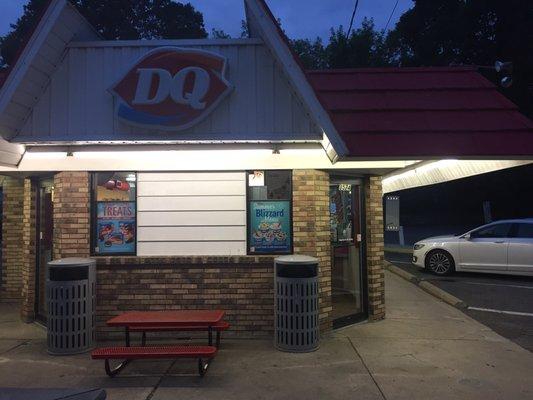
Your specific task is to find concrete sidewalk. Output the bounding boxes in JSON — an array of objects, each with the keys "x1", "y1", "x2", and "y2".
[{"x1": 1, "y1": 271, "x2": 532, "y2": 400}]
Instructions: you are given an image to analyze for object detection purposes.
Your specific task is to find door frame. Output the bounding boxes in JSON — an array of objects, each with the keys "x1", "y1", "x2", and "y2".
[
  {"x1": 329, "y1": 177, "x2": 368, "y2": 328},
  {"x1": 34, "y1": 177, "x2": 54, "y2": 323}
]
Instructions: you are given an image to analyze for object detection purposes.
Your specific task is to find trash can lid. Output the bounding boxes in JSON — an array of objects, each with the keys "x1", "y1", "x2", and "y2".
[
  {"x1": 48, "y1": 258, "x2": 96, "y2": 267},
  {"x1": 275, "y1": 255, "x2": 319, "y2": 265}
]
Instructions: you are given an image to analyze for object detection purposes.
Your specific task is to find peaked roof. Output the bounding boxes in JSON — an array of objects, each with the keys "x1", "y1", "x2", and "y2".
[
  {"x1": 0, "y1": 0, "x2": 99, "y2": 166},
  {"x1": 244, "y1": 0, "x2": 349, "y2": 161},
  {"x1": 307, "y1": 67, "x2": 533, "y2": 159}
]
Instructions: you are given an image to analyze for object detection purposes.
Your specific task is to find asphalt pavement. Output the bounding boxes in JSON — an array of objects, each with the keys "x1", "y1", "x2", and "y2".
[{"x1": 386, "y1": 251, "x2": 533, "y2": 353}]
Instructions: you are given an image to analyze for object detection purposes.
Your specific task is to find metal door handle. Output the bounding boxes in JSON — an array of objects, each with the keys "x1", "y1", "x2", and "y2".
[{"x1": 494, "y1": 241, "x2": 505, "y2": 244}]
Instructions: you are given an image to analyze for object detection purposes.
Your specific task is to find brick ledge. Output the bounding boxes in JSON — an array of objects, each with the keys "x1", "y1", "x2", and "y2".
[{"x1": 95, "y1": 255, "x2": 276, "y2": 267}]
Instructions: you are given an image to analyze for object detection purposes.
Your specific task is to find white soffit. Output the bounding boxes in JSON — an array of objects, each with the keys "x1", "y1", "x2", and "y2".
[
  {"x1": 383, "y1": 160, "x2": 533, "y2": 193},
  {"x1": 0, "y1": 0, "x2": 99, "y2": 163},
  {"x1": 244, "y1": 0, "x2": 349, "y2": 163},
  {"x1": 1, "y1": 147, "x2": 413, "y2": 173}
]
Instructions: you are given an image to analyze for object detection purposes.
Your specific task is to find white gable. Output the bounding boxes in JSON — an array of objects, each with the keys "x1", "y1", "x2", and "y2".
[
  {"x1": 0, "y1": 0, "x2": 99, "y2": 165},
  {"x1": 16, "y1": 40, "x2": 321, "y2": 143}
]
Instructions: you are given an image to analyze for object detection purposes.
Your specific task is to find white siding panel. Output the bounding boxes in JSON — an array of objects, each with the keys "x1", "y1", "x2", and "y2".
[
  {"x1": 32, "y1": 85, "x2": 50, "y2": 136},
  {"x1": 138, "y1": 241, "x2": 246, "y2": 256},
  {"x1": 256, "y1": 46, "x2": 274, "y2": 133},
  {"x1": 68, "y1": 49, "x2": 86, "y2": 136},
  {"x1": 50, "y1": 57, "x2": 69, "y2": 134},
  {"x1": 138, "y1": 180, "x2": 245, "y2": 196},
  {"x1": 137, "y1": 172, "x2": 247, "y2": 256},
  {"x1": 22, "y1": 42, "x2": 320, "y2": 141},
  {"x1": 85, "y1": 47, "x2": 108, "y2": 135},
  {"x1": 138, "y1": 226, "x2": 245, "y2": 241},
  {"x1": 138, "y1": 196, "x2": 245, "y2": 211},
  {"x1": 138, "y1": 211, "x2": 245, "y2": 226}
]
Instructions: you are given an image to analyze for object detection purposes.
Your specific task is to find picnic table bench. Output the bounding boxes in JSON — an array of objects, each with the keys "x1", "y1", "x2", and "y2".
[
  {"x1": 130, "y1": 320, "x2": 231, "y2": 347},
  {"x1": 91, "y1": 310, "x2": 227, "y2": 377}
]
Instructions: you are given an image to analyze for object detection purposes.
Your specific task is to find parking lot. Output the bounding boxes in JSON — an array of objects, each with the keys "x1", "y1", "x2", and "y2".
[{"x1": 386, "y1": 252, "x2": 533, "y2": 352}]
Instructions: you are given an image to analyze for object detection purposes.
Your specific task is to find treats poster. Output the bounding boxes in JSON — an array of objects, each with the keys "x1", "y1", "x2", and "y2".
[
  {"x1": 96, "y1": 202, "x2": 136, "y2": 254},
  {"x1": 249, "y1": 201, "x2": 291, "y2": 253}
]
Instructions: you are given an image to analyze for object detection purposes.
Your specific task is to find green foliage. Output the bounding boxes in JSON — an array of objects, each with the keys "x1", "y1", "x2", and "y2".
[
  {"x1": 211, "y1": 28, "x2": 231, "y2": 39},
  {"x1": 0, "y1": 0, "x2": 48, "y2": 68},
  {"x1": 72, "y1": 0, "x2": 207, "y2": 40},
  {"x1": 292, "y1": 18, "x2": 391, "y2": 70},
  {"x1": 386, "y1": 0, "x2": 532, "y2": 115},
  {"x1": 291, "y1": 37, "x2": 327, "y2": 70},
  {"x1": 327, "y1": 18, "x2": 390, "y2": 68},
  {"x1": 0, "y1": 0, "x2": 207, "y2": 67},
  {"x1": 290, "y1": 0, "x2": 532, "y2": 115}
]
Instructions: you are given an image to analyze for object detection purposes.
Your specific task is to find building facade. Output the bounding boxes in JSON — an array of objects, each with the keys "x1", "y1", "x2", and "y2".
[{"x1": 0, "y1": 0, "x2": 531, "y2": 338}]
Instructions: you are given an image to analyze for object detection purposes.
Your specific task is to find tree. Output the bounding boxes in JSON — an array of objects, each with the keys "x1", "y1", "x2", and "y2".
[
  {"x1": 327, "y1": 18, "x2": 390, "y2": 68},
  {"x1": 0, "y1": 0, "x2": 208, "y2": 68},
  {"x1": 0, "y1": 0, "x2": 48, "y2": 68},
  {"x1": 291, "y1": 37, "x2": 327, "y2": 70},
  {"x1": 387, "y1": 0, "x2": 533, "y2": 115},
  {"x1": 291, "y1": 18, "x2": 390, "y2": 69},
  {"x1": 211, "y1": 28, "x2": 231, "y2": 39}
]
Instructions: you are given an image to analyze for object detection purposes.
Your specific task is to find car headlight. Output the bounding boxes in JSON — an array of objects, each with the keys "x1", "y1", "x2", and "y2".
[{"x1": 413, "y1": 243, "x2": 425, "y2": 250}]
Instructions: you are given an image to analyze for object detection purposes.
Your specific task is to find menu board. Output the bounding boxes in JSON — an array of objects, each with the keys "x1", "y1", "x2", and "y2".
[
  {"x1": 249, "y1": 201, "x2": 291, "y2": 254},
  {"x1": 96, "y1": 202, "x2": 136, "y2": 254}
]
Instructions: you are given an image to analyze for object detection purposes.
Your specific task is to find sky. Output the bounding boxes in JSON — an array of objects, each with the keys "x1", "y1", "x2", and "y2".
[{"x1": 0, "y1": 0, "x2": 414, "y2": 41}]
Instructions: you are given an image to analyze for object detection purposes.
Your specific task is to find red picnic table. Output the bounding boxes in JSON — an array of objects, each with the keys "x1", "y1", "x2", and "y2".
[
  {"x1": 92, "y1": 310, "x2": 227, "y2": 377},
  {"x1": 107, "y1": 310, "x2": 226, "y2": 347}
]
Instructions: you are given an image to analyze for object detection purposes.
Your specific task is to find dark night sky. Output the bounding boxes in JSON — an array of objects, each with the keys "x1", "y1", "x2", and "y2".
[{"x1": 0, "y1": 0, "x2": 413, "y2": 40}]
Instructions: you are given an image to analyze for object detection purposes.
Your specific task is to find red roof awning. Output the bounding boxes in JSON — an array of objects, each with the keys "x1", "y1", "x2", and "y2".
[{"x1": 307, "y1": 67, "x2": 533, "y2": 159}]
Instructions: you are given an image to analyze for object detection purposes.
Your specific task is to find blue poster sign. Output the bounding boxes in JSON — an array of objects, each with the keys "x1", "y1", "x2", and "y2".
[
  {"x1": 96, "y1": 202, "x2": 136, "y2": 254},
  {"x1": 249, "y1": 201, "x2": 291, "y2": 254}
]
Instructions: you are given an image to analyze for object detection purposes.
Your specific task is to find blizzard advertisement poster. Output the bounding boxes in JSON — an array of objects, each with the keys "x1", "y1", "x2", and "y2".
[
  {"x1": 96, "y1": 202, "x2": 135, "y2": 254},
  {"x1": 250, "y1": 201, "x2": 291, "y2": 253}
]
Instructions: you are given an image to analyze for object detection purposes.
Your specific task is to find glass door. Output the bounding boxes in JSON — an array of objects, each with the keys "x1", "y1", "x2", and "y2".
[
  {"x1": 330, "y1": 181, "x2": 367, "y2": 327},
  {"x1": 35, "y1": 178, "x2": 54, "y2": 323}
]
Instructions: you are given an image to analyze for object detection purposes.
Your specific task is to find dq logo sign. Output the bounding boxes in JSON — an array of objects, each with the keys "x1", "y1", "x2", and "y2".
[{"x1": 109, "y1": 47, "x2": 233, "y2": 130}]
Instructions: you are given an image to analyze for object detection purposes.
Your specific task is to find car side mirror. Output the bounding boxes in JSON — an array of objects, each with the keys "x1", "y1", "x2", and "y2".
[{"x1": 463, "y1": 233, "x2": 471, "y2": 240}]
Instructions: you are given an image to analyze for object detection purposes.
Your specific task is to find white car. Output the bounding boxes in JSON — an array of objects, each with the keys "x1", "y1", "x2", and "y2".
[{"x1": 412, "y1": 219, "x2": 533, "y2": 276}]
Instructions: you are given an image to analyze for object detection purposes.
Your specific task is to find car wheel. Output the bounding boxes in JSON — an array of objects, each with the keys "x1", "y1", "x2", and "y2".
[{"x1": 426, "y1": 250, "x2": 455, "y2": 276}]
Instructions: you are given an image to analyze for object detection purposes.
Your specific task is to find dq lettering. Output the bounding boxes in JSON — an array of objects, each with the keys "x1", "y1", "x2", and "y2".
[{"x1": 132, "y1": 67, "x2": 210, "y2": 109}]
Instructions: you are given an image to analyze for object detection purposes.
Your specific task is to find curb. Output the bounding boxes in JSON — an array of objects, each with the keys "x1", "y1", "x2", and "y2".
[
  {"x1": 384, "y1": 246, "x2": 413, "y2": 255},
  {"x1": 385, "y1": 262, "x2": 468, "y2": 310}
]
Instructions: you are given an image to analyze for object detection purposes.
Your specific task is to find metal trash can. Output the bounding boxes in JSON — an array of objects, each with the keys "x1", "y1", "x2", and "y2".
[
  {"x1": 274, "y1": 255, "x2": 319, "y2": 352},
  {"x1": 46, "y1": 258, "x2": 96, "y2": 355}
]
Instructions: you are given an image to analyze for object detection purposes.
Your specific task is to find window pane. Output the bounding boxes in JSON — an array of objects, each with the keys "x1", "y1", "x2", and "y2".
[
  {"x1": 247, "y1": 170, "x2": 292, "y2": 254},
  {"x1": 330, "y1": 184, "x2": 354, "y2": 243},
  {"x1": 515, "y1": 223, "x2": 533, "y2": 238},
  {"x1": 93, "y1": 172, "x2": 137, "y2": 255},
  {"x1": 248, "y1": 170, "x2": 291, "y2": 201},
  {"x1": 95, "y1": 172, "x2": 136, "y2": 201},
  {"x1": 473, "y1": 223, "x2": 512, "y2": 238},
  {"x1": 265, "y1": 171, "x2": 291, "y2": 200}
]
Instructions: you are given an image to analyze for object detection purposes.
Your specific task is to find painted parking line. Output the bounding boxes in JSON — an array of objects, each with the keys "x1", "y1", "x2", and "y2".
[
  {"x1": 460, "y1": 281, "x2": 533, "y2": 290},
  {"x1": 468, "y1": 307, "x2": 533, "y2": 317}
]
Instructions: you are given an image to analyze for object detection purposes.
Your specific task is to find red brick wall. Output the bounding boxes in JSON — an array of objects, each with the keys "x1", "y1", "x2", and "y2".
[
  {"x1": 53, "y1": 172, "x2": 90, "y2": 259},
  {"x1": 292, "y1": 170, "x2": 332, "y2": 331},
  {"x1": 96, "y1": 256, "x2": 275, "y2": 339},
  {"x1": 365, "y1": 176, "x2": 385, "y2": 321},
  {"x1": 1, "y1": 177, "x2": 24, "y2": 302}
]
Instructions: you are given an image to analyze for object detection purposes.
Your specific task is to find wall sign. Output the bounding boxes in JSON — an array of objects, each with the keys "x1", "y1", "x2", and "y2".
[
  {"x1": 249, "y1": 201, "x2": 291, "y2": 254},
  {"x1": 109, "y1": 47, "x2": 233, "y2": 131},
  {"x1": 96, "y1": 202, "x2": 136, "y2": 254},
  {"x1": 385, "y1": 195, "x2": 400, "y2": 232}
]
